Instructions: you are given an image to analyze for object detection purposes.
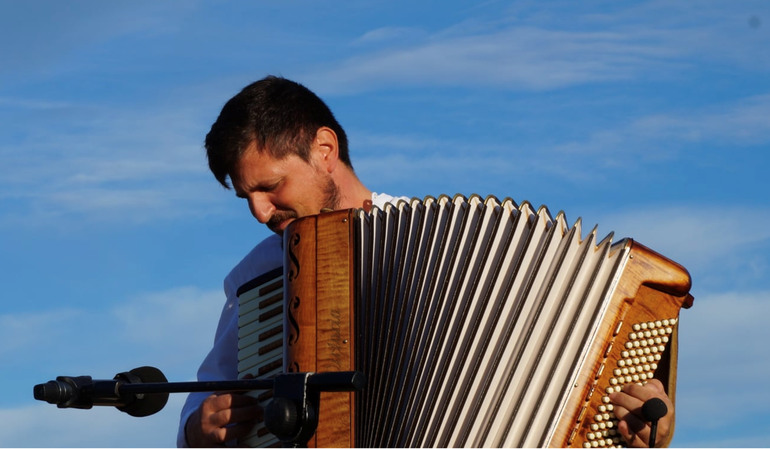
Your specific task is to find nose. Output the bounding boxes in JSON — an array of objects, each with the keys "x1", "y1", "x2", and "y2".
[{"x1": 247, "y1": 194, "x2": 275, "y2": 224}]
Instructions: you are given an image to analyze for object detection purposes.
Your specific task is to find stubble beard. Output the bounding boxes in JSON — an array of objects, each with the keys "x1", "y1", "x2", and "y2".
[
  {"x1": 322, "y1": 175, "x2": 341, "y2": 212},
  {"x1": 268, "y1": 176, "x2": 341, "y2": 235}
]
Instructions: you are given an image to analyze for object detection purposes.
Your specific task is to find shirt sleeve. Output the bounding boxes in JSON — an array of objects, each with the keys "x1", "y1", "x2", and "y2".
[
  {"x1": 176, "y1": 235, "x2": 282, "y2": 447},
  {"x1": 176, "y1": 279, "x2": 240, "y2": 447}
]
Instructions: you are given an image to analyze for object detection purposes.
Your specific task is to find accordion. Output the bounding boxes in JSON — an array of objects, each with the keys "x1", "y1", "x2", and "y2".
[{"x1": 235, "y1": 195, "x2": 693, "y2": 448}]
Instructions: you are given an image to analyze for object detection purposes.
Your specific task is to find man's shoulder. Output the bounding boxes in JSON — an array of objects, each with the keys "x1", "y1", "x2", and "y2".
[{"x1": 224, "y1": 234, "x2": 283, "y2": 295}]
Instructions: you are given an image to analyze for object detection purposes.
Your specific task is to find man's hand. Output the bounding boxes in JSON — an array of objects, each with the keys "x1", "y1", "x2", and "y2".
[
  {"x1": 609, "y1": 379, "x2": 673, "y2": 448},
  {"x1": 185, "y1": 392, "x2": 262, "y2": 447}
]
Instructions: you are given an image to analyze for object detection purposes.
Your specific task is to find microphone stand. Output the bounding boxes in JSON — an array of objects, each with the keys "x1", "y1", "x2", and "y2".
[{"x1": 34, "y1": 367, "x2": 365, "y2": 448}]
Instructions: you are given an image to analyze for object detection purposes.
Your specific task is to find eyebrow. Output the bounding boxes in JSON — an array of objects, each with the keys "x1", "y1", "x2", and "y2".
[{"x1": 234, "y1": 179, "x2": 281, "y2": 198}]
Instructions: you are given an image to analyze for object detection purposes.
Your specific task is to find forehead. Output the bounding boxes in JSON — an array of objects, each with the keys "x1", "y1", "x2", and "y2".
[{"x1": 230, "y1": 143, "x2": 310, "y2": 192}]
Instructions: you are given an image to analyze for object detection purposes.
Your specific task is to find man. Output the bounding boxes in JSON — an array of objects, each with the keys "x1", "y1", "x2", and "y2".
[{"x1": 178, "y1": 76, "x2": 673, "y2": 448}]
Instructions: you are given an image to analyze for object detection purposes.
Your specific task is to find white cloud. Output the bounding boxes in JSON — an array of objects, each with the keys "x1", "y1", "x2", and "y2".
[
  {"x1": 2, "y1": 285, "x2": 224, "y2": 382},
  {"x1": 594, "y1": 205, "x2": 770, "y2": 272},
  {"x1": 112, "y1": 286, "x2": 224, "y2": 353},
  {"x1": 350, "y1": 90, "x2": 770, "y2": 194},
  {"x1": 0, "y1": 96, "x2": 228, "y2": 226},
  {"x1": 0, "y1": 309, "x2": 84, "y2": 358},
  {"x1": 308, "y1": 1, "x2": 770, "y2": 95},
  {"x1": 0, "y1": 394, "x2": 185, "y2": 447},
  {"x1": 355, "y1": 27, "x2": 427, "y2": 45},
  {"x1": 0, "y1": 283, "x2": 226, "y2": 447},
  {"x1": 628, "y1": 94, "x2": 770, "y2": 146}
]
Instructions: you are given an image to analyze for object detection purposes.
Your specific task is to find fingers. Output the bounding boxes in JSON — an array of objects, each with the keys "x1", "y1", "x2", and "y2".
[
  {"x1": 609, "y1": 380, "x2": 672, "y2": 448},
  {"x1": 187, "y1": 393, "x2": 262, "y2": 447},
  {"x1": 612, "y1": 400, "x2": 650, "y2": 447}
]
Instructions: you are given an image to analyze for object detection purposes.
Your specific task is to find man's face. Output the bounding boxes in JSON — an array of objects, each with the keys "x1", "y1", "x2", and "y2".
[{"x1": 231, "y1": 143, "x2": 340, "y2": 235}]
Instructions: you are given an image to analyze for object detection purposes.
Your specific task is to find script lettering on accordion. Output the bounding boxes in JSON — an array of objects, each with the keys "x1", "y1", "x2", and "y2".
[
  {"x1": 327, "y1": 307, "x2": 344, "y2": 372},
  {"x1": 287, "y1": 296, "x2": 301, "y2": 348}
]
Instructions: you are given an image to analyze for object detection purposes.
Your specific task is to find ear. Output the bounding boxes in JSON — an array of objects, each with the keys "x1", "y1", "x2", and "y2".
[{"x1": 311, "y1": 127, "x2": 339, "y2": 174}]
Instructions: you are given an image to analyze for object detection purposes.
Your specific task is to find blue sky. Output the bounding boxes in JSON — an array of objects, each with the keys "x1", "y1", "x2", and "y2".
[{"x1": 1, "y1": 0, "x2": 768, "y2": 446}]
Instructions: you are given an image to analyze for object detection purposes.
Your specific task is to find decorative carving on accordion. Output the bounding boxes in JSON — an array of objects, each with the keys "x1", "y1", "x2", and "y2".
[
  {"x1": 287, "y1": 297, "x2": 301, "y2": 347},
  {"x1": 287, "y1": 233, "x2": 301, "y2": 282}
]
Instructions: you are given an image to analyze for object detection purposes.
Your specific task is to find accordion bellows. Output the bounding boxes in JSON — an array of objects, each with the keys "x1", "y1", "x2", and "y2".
[{"x1": 236, "y1": 195, "x2": 693, "y2": 448}]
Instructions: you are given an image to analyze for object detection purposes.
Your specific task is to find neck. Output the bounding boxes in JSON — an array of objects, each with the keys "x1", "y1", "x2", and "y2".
[{"x1": 334, "y1": 166, "x2": 372, "y2": 211}]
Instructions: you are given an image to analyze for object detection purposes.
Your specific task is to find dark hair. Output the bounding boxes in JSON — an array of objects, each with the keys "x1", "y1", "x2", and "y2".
[{"x1": 205, "y1": 76, "x2": 351, "y2": 189}]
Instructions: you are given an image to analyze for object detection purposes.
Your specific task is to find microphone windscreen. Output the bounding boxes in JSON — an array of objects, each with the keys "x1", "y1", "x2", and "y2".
[{"x1": 641, "y1": 397, "x2": 668, "y2": 422}]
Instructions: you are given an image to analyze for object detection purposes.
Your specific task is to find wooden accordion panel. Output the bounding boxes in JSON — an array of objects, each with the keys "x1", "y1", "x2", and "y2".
[{"x1": 238, "y1": 194, "x2": 693, "y2": 448}]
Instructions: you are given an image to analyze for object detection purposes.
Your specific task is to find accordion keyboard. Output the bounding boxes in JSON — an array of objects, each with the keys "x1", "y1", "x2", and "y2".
[{"x1": 236, "y1": 270, "x2": 283, "y2": 448}]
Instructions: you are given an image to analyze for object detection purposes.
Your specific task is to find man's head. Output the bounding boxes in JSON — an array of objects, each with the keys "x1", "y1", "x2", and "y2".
[
  {"x1": 205, "y1": 75, "x2": 351, "y2": 190},
  {"x1": 205, "y1": 76, "x2": 370, "y2": 234}
]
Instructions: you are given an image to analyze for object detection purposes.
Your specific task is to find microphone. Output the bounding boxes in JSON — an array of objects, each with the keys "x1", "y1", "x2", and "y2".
[
  {"x1": 641, "y1": 397, "x2": 668, "y2": 448},
  {"x1": 33, "y1": 366, "x2": 169, "y2": 417}
]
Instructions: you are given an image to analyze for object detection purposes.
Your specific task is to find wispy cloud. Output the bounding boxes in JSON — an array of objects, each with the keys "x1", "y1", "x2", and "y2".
[
  {"x1": 308, "y1": 1, "x2": 770, "y2": 95},
  {"x1": 0, "y1": 97, "x2": 226, "y2": 226},
  {"x1": 593, "y1": 205, "x2": 770, "y2": 280},
  {"x1": 0, "y1": 309, "x2": 84, "y2": 358},
  {"x1": 351, "y1": 91, "x2": 770, "y2": 191},
  {"x1": 2, "y1": 286, "x2": 223, "y2": 377},
  {"x1": 0, "y1": 396, "x2": 185, "y2": 447}
]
